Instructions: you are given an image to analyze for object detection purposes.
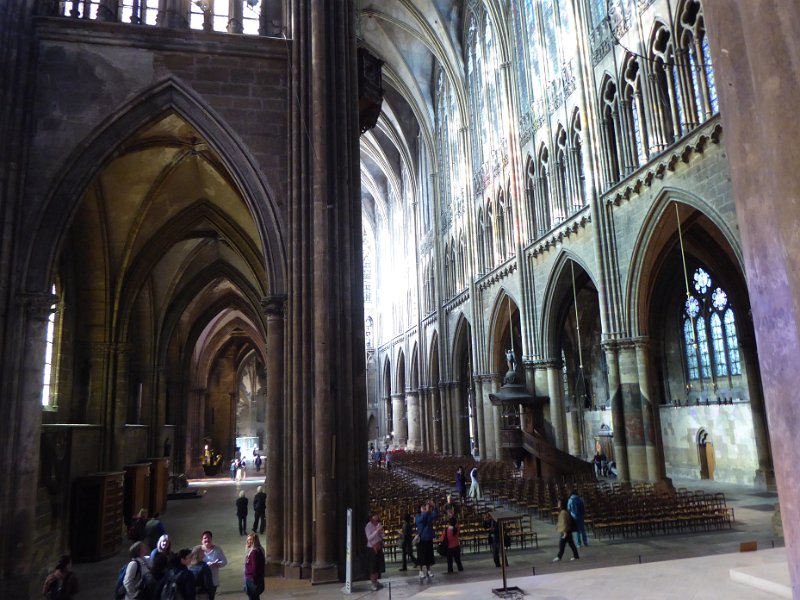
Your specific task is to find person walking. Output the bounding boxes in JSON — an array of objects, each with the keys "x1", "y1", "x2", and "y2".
[
  {"x1": 201, "y1": 530, "x2": 227, "y2": 598},
  {"x1": 415, "y1": 500, "x2": 439, "y2": 581},
  {"x1": 468, "y1": 466, "x2": 482, "y2": 500},
  {"x1": 567, "y1": 489, "x2": 588, "y2": 547},
  {"x1": 552, "y1": 499, "x2": 579, "y2": 562},
  {"x1": 252, "y1": 486, "x2": 267, "y2": 534},
  {"x1": 230, "y1": 459, "x2": 237, "y2": 480},
  {"x1": 398, "y1": 513, "x2": 417, "y2": 571},
  {"x1": 441, "y1": 517, "x2": 463, "y2": 574},
  {"x1": 455, "y1": 466, "x2": 467, "y2": 503},
  {"x1": 364, "y1": 512, "x2": 386, "y2": 591},
  {"x1": 244, "y1": 534, "x2": 266, "y2": 600},
  {"x1": 42, "y1": 554, "x2": 79, "y2": 599},
  {"x1": 482, "y1": 513, "x2": 507, "y2": 568},
  {"x1": 236, "y1": 490, "x2": 249, "y2": 535}
]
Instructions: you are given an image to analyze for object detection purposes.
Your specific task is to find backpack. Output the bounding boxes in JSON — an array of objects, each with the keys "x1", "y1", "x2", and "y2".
[
  {"x1": 156, "y1": 571, "x2": 182, "y2": 600},
  {"x1": 114, "y1": 559, "x2": 143, "y2": 599}
]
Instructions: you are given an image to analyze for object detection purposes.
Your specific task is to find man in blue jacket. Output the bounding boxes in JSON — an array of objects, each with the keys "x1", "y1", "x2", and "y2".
[{"x1": 414, "y1": 500, "x2": 439, "y2": 581}]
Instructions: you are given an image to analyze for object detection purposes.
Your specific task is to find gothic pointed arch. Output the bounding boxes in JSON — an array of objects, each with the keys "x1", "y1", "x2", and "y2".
[
  {"x1": 625, "y1": 187, "x2": 743, "y2": 336},
  {"x1": 24, "y1": 77, "x2": 286, "y2": 294},
  {"x1": 486, "y1": 289, "x2": 522, "y2": 376}
]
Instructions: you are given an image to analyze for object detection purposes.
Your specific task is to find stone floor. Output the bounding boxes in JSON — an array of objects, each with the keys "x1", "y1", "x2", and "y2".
[{"x1": 71, "y1": 473, "x2": 789, "y2": 598}]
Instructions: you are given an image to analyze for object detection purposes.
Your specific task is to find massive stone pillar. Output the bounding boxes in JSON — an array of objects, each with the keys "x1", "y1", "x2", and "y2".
[
  {"x1": 263, "y1": 295, "x2": 285, "y2": 573},
  {"x1": 439, "y1": 383, "x2": 451, "y2": 454},
  {"x1": 286, "y1": 0, "x2": 366, "y2": 583},
  {"x1": 546, "y1": 362, "x2": 567, "y2": 451},
  {"x1": 473, "y1": 375, "x2": 487, "y2": 459},
  {"x1": 737, "y1": 334, "x2": 775, "y2": 488},
  {"x1": 703, "y1": 4, "x2": 800, "y2": 591},
  {"x1": 406, "y1": 390, "x2": 421, "y2": 450},
  {"x1": 603, "y1": 341, "x2": 629, "y2": 481},
  {"x1": 481, "y1": 376, "x2": 498, "y2": 460},
  {"x1": 618, "y1": 341, "x2": 647, "y2": 480},
  {"x1": 391, "y1": 393, "x2": 407, "y2": 447},
  {"x1": 451, "y1": 384, "x2": 464, "y2": 455},
  {"x1": 634, "y1": 338, "x2": 665, "y2": 481},
  {"x1": 0, "y1": 292, "x2": 55, "y2": 597}
]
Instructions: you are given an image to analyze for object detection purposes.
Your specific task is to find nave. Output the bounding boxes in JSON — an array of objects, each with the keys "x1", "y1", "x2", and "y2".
[{"x1": 69, "y1": 467, "x2": 784, "y2": 599}]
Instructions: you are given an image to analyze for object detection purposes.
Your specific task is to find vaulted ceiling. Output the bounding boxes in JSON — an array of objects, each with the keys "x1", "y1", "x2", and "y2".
[{"x1": 357, "y1": 0, "x2": 465, "y2": 234}]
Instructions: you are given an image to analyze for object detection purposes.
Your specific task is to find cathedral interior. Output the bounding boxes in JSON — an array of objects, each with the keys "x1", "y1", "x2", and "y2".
[{"x1": 1, "y1": 0, "x2": 799, "y2": 597}]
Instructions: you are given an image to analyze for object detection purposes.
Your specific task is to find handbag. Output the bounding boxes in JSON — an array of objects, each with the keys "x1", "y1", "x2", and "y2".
[{"x1": 437, "y1": 529, "x2": 448, "y2": 556}]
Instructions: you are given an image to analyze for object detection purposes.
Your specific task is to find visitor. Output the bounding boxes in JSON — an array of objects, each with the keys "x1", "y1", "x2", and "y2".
[
  {"x1": 149, "y1": 534, "x2": 173, "y2": 564},
  {"x1": 201, "y1": 530, "x2": 227, "y2": 597},
  {"x1": 244, "y1": 533, "x2": 266, "y2": 600},
  {"x1": 144, "y1": 513, "x2": 166, "y2": 556},
  {"x1": 252, "y1": 485, "x2": 267, "y2": 534},
  {"x1": 188, "y1": 545, "x2": 215, "y2": 599},
  {"x1": 123, "y1": 541, "x2": 151, "y2": 599},
  {"x1": 441, "y1": 516, "x2": 463, "y2": 574},
  {"x1": 42, "y1": 554, "x2": 79, "y2": 599},
  {"x1": 567, "y1": 489, "x2": 588, "y2": 547},
  {"x1": 236, "y1": 490, "x2": 249, "y2": 535},
  {"x1": 468, "y1": 466, "x2": 482, "y2": 500},
  {"x1": 455, "y1": 466, "x2": 467, "y2": 502},
  {"x1": 415, "y1": 500, "x2": 438, "y2": 581},
  {"x1": 398, "y1": 512, "x2": 417, "y2": 571},
  {"x1": 552, "y1": 499, "x2": 579, "y2": 562},
  {"x1": 364, "y1": 512, "x2": 385, "y2": 591}
]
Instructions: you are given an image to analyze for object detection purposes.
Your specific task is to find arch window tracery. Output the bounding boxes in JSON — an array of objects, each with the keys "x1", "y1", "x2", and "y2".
[
  {"x1": 683, "y1": 267, "x2": 742, "y2": 384},
  {"x1": 622, "y1": 56, "x2": 648, "y2": 170},
  {"x1": 600, "y1": 78, "x2": 621, "y2": 186},
  {"x1": 525, "y1": 159, "x2": 538, "y2": 241},
  {"x1": 679, "y1": 0, "x2": 719, "y2": 124}
]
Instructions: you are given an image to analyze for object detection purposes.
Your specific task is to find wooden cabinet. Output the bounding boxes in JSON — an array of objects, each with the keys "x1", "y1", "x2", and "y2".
[
  {"x1": 70, "y1": 472, "x2": 124, "y2": 561},
  {"x1": 147, "y1": 458, "x2": 168, "y2": 516},
  {"x1": 123, "y1": 463, "x2": 151, "y2": 524}
]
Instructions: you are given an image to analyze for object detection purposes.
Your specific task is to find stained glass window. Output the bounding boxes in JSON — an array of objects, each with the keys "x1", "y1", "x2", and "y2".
[
  {"x1": 682, "y1": 267, "x2": 742, "y2": 382},
  {"x1": 684, "y1": 319, "x2": 699, "y2": 380},
  {"x1": 724, "y1": 309, "x2": 741, "y2": 375},
  {"x1": 710, "y1": 313, "x2": 728, "y2": 376}
]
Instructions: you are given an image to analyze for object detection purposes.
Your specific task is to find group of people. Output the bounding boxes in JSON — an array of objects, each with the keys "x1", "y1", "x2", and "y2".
[
  {"x1": 112, "y1": 509, "x2": 265, "y2": 600},
  {"x1": 236, "y1": 486, "x2": 267, "y2": 536},
  {"x1": 552, "y1": 490, "x2": 588, "y2": 563}
]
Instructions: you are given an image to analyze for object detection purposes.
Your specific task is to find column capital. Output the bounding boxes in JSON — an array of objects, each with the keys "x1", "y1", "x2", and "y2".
[{"x1": 262, "y1": 294, "x2": 287, "y2": 318}]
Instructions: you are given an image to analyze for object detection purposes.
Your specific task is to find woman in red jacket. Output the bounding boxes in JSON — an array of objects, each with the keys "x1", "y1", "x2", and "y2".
[{"x1": 244, "y1": 533, "x2": 265, "y2": 599}]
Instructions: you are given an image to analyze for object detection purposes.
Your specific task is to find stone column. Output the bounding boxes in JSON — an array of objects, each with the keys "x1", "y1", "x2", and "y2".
[
  {"x1": 391, "y1": 393, "x2": 406, "y2": 447},
  {"x1": 448, "y1": 384, "x2": 461, "y2": 455},
  {"x1": 702, "y1": 4, "x2": 800, "y2": 591},
  {"x1": 618, "y1": 341, "x2": 647, "y2": 480},
  {"x1": 227, "y1": 0, "x2": 243, "y2": 33},
  {"x1": 406, "y1": 390, "x2": 421, "y2": 450},
  {"x1": 473, "y1": 375, "x2": 487, "y2": 459},
  {"x1": 431, "y1": 386, "x2": 442, "y2": 453},
  {"x1": 546, "y1": 362, "x2": 567, "y2": 451},
  {"x1": 157, "y1": 0, "x2": 189, "y2": 29},
  {"x1": 0, "y1": 292, "x2": 55, "y2": 596},
  {"x1": 482, "y1": 377, "x2": 498, "y2": 460},
  {"x1": 439, "y1": 383, "x2": 451, "y2": 454},
  {"x1": 259, "y1": 0, "x2": 283, "y2": 36},
  {"x1": 634, "y1": 338, "x2": 665, "y2": 481},
  {"x1": 262, "y1": 295, "x2": 285, "y2": 573},
  {"x1": 738, "y1": 335, "x2": 775, "y2": 488},
  {"x1": 603, "y1": 341, "x2": 629, "y2": 481}
]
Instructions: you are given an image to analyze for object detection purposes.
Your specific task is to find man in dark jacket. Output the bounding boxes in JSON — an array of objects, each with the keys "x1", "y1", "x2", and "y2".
[
  {"x1": 236, "y1": 491, "x2": 249, "y2": 536},
  {"x1": 252, "y1": 486, "x2": 267, "y2": 534}
]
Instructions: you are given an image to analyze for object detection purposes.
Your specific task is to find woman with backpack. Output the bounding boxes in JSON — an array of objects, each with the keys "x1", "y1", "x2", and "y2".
[
  {"x1": 122, "y1": 541, "x2": 151, "y2": 599},
  {"x1": 552, "y1": 498, "x2": 580, "y2": 562},
  {"x1": 42, "y1": 554, "x2": 79, "y2": 599}
]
